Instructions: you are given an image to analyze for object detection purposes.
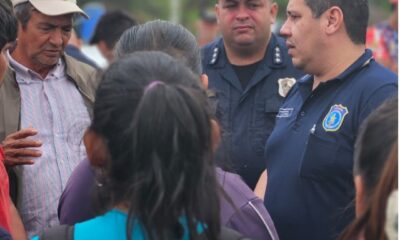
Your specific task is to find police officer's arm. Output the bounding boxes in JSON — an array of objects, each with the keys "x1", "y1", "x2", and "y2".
[
  {"x1": 254, "y1": 170, "x2": 267, "y2": 200},
  {"x1": 200, "y1": 74, "x2": 209, "y2": 89}
]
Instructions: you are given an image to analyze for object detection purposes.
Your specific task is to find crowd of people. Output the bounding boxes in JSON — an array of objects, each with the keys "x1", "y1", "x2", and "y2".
[{"x1": 0, "y1": 0, "x2": 397, "y2": 239}]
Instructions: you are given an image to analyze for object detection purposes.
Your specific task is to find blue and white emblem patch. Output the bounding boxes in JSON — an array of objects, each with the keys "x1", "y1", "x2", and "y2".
[{"x1": 322, "y1": 104, "x2": 349, "y2": 132}]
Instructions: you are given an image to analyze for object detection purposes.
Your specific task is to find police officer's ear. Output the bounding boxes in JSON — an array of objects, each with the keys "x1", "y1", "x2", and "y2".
[
  {"x1": 268, "y1": 1, "x2": 279, "y2": 24},
  {"x1": 322, "y1": 6, "x2": 344, "y2": 36},
  {"x1": 210, "y1": 119, "x2": 221, "y2": 152},
  {"x1": 200, "y1": 74, "x2": 209, "y2": 89},
  {"x1": 215, "y1": 1, "x2": 220, "y2": 24},
  {"x1": 354, "y1": 175, "x2": 365, "y2": 218}
]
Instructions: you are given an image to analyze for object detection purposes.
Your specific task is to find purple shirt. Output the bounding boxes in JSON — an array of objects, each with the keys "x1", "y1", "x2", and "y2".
[{"x1": 58, "y1": 162, "x2": 279, "y2": 240}]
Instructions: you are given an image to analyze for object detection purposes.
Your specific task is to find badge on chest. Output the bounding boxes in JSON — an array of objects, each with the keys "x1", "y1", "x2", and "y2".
[{"x1": 322, "y1": 104, "x2": 349, "y2": 132}]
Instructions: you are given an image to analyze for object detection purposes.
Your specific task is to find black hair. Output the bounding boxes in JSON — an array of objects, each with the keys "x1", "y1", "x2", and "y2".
[
  {"x1": 92, "y1": 51, "x2": 220, "y2": 240},
  {"x1": 0, "y1": 0, "x2": 17, "y2": 49},
  {"x1": 115, "y1": 19, "x2": 201, "y2": 75},
  {"x1": 353, "y1": 96, "x2": 398, "y2": 199},
  {"x1": 90, "y1": 10, "x2": 137, "y2": 49},
  {"x1": 304, "y1": 0, "x2": 369, "y2": 44}
]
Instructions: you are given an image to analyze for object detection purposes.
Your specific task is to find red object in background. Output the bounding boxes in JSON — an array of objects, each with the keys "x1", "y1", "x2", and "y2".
[{"x1": 0, "y1": 147, "x2": 11, "y2": 232}]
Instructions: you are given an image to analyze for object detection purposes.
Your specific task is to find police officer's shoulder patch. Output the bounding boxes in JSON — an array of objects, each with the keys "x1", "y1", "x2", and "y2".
[
  {"x1": 322, "y1": 104, "x2": 349, "y2": 132},
  {"x1": 278, "y1": 78, "x2": 296, "y2": 97}
]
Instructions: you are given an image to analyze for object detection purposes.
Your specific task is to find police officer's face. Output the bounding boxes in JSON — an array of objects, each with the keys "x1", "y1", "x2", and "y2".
[
  {"x1": 280, "y1": 0, "x2": 324, "y2": 71},
  {"x1": 216, "y1": 0, "x2": 277, "y2": 50}
]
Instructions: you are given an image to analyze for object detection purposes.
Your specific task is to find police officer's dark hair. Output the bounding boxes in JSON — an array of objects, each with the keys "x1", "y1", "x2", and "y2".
[
  {"x1": 0, "y1": 0, "x2": 17, "y2": 49},
  {"x1": 353, "y1": 96, "x2": 398, "y2": 200},
  {"x1": 90, "y1": 10, "x2": 137, "y2": 50},
  {"x1": 115, "y1": 20, "x2": 201, "y2": 75},
  {"x1": 13, "y1": 1, "x2": 33, "y2": 29},
  {"x1": 304, "y1": 0, "x2": 369, "y2": 44},
  {"x1": 92, "y1": 51, "x2": 220, "y2": 240}
]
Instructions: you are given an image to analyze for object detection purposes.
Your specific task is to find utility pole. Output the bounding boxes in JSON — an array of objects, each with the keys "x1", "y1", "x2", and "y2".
[{"x1": 170, "y1": 0, "x2": 181, "y2": 23}]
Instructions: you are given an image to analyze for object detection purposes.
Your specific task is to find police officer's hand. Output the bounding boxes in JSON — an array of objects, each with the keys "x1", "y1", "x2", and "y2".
[
  {"x1": 200, "y1": 74, "x2": 209, "y2": 89},
  {"x1": 2, "y1": 128, "x2": 42, "y2": 166}
]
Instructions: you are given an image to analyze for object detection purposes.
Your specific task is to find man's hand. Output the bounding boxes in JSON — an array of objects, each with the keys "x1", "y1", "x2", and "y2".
[{"x1": 2, "y1": 128, "x2": 42, "y2": 166}]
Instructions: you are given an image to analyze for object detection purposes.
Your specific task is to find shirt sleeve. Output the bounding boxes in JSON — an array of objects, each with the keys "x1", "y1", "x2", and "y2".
[{"x1": 358, "y1": 83, "x2": 398, "y2": 126}]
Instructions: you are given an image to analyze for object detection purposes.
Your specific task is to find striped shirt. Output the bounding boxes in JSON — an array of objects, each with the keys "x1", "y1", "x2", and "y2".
[{"x1": 7, "y1": 52, "x2": 90, "y2": 237}]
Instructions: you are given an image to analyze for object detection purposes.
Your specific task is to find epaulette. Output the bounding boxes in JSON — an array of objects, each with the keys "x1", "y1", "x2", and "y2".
[
  {"x1": 273, "y1": 45, "x2": 283, "y2": 65},
  {"x1": 209, "y1": 47, "x2": 219, "y2": 65}
]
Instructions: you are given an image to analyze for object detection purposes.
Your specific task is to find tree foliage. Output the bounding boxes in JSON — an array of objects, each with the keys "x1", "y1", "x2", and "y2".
[{"x1": 77, "y1": 0, "x2": 391, "y2": 31}]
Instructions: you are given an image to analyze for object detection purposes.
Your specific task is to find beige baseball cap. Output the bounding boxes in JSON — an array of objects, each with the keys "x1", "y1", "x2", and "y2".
[{"x1": 12, "y1": 0, "x2": 89, "y2": 18}]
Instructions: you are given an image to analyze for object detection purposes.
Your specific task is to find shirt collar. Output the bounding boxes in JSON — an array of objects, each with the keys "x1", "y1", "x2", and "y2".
[
  {"x1": 211, "y1": 34, "x2": 287, "y2": 69},
  {"x1": 298, "y1": 49, "x2": 373, "y2": 86},
  {"x1": 7, "y1": 50, "x2": 65, "y2": 83}
]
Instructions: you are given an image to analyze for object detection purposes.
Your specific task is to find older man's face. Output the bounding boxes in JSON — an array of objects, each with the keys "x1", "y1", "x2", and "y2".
[{"x1": 17, "y1": 10, "x2": 72, "y2": 71}]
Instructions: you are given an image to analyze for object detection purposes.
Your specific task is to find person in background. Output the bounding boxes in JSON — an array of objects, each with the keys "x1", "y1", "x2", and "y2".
[
  {"x1": 0, "y1": 1, "x2": 27, "y2": 239},
  {"x1": 366, "y1": 0, "x2": 398, "y2": 73},
  {"x1": 384, "y1": 190, "x2": 397, "y2": 240},
  {"x1": 58, "y1": 20, "x2": 279, "y2": 240},
  {"x1": 264, "y1": 0, "x2": 398, "y2": 239},
  {"x1": 65, "y1": 28, "x2": 99, "y2": 69},
  {"x1": 1, "y1": 0, "x2": 97, "y2": 236},
  {"x1": 35, "y1": 51, "x2": 222, "y2": 240},
  {"x1": 196, "y1": 9, "x2": 219, "y2": 47},
  {"x1": 339, "y1": 142, "x2": 398, "y2": 240},
  {"x1": 202, "y1": 0, "x2": 303, "y2": 189},
  {"x1": 89, "y1": 10, "x2": 137, "y2": 63},
  {"x1": 352, "y1": 97, "x2": 397, "y2": 217}
]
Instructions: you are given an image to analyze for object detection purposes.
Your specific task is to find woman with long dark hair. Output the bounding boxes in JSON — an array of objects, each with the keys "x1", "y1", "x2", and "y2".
[
  {"x1": 340, "y1": 141, "x2": 398, "y2": 240},
  {"x1": 34, "y1": 51, "x2": 221, "y2": 240}
]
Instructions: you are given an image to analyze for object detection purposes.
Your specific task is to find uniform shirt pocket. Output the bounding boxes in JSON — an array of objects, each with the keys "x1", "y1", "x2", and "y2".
[
  {"x1": 250, "y1": 99, "x2": 281, "y2": 156},
  {"x1": 299, "y1": 132, "x2": 351, "y2": 181}
]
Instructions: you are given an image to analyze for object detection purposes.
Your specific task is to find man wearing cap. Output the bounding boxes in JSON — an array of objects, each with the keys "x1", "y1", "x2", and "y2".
[
  {"x1": 201, "y1": 0, "x2": 303, "y2": 189},
  {"x1": 0, "y1": 0, "x2": 97, "y2": 236}
]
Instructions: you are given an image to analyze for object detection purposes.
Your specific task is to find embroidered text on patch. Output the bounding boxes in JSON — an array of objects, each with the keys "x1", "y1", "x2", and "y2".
[{"x1": 277, "y1": 108, "x2": 294, "y2": 118}]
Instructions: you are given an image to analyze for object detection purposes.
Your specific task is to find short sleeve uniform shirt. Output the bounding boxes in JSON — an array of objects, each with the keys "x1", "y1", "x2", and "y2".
[{"x1": 264, "y1": 50, "x2": 398, "y2": 240}]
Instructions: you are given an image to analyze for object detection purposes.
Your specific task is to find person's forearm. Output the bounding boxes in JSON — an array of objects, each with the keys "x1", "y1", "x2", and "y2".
[
  {"x1": 9, "y1": 200, "x2": 27, "y2": 240},
  {"x1": 254, "y1": 170, "x2": 267, "y2": 200}
]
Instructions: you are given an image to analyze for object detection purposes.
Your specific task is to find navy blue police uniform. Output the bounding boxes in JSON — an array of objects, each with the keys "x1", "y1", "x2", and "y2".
[
  {"x1": 264, "y1": 49, "x2": 398, "y2": 240},
  {"x1": 202, "y1": 34, "x2": 303, "y2": 189}
]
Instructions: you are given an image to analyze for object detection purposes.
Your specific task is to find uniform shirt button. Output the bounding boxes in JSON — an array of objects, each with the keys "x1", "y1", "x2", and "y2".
[
  {"x1": 300, "y1": 111, "x2": 306, "y2": 117},
  {"x1": 243, "y1": 164, "x2": 248, "y2": 169}
]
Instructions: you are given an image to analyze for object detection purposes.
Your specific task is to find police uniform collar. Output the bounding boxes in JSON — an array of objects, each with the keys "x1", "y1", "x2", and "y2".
[
  {"x1": 207, "y1": 38, "x2": 225, "y2": 68},
  {"x1": 265, "y1": 34, "x2": 287, "y2": 69},
  {"x1": 298, "y1": 74, "x2": 312, "y2": 84},
  {"x1": 333, "y1": 49, "x2": 373, "y2": 82},
  {"x1": 208, "y1": 34, "x2": 287, "y2": 69},
  {"x1": 299, "y1": 49, "x2": 373, "y2": 86}
]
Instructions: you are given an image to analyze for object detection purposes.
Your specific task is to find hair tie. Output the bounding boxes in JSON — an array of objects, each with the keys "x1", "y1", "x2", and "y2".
[{"x1": 144, "y1": 81, "x2": 165, "y2": 94}]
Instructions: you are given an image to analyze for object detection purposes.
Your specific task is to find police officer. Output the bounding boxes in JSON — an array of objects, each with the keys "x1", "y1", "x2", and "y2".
[
  {"x1": 202, "y1": 0, "x2": 303, "y2": 189},
  {"x1": 264, "y1": 0, "x2": 398, "y2": 239}
]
